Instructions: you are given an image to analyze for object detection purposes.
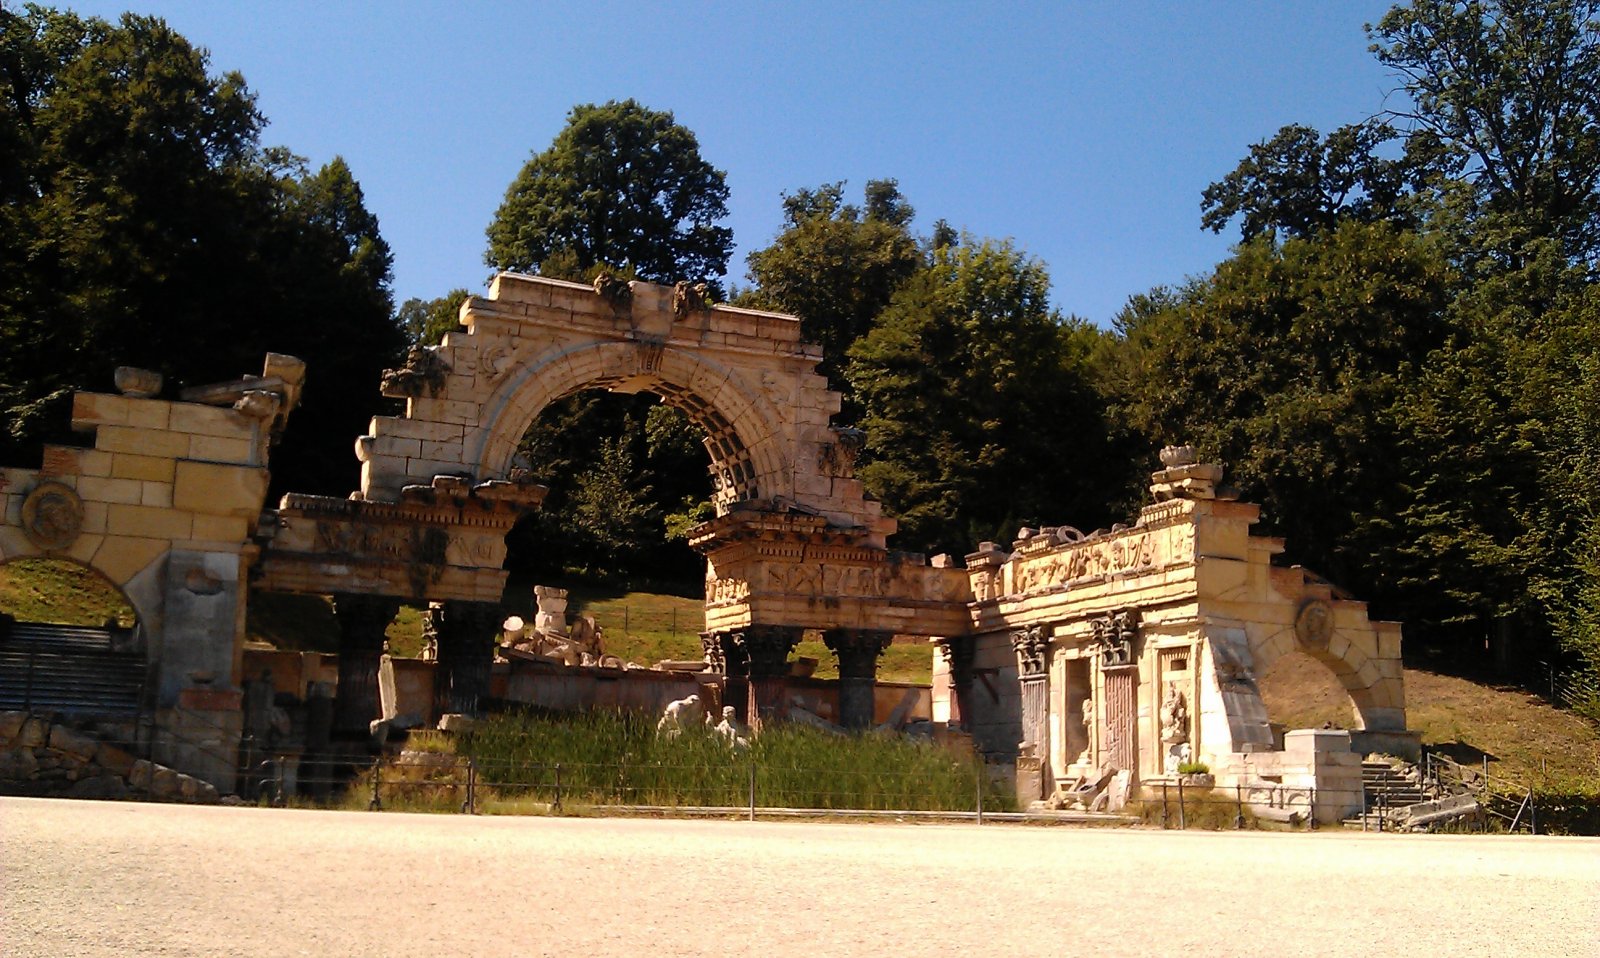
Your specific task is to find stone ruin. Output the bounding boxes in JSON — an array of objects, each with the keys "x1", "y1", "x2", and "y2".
[
  {"x1": 0, "y1": 275, "x2": 1415, "y2": 820},
  {"x1": 498, "y1": 586, "x2": 620, "y2": 668}
]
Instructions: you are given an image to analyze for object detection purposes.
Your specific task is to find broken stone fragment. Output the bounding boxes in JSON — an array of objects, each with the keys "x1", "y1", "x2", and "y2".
[{"x1": 113, "y1": 366, "x2": 163, "y2": 398}]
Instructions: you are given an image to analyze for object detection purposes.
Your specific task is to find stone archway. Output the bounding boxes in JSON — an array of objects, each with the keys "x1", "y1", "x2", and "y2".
[
  {"x1": 1247, "y1": 612, "x2": 1404, "y2": 734},
  {"x1": 310, "y1": 272, "x2": 972, "y2": 729},
  {"x1": 469, "y1": 340, "x2": 789, "y2": 516}
]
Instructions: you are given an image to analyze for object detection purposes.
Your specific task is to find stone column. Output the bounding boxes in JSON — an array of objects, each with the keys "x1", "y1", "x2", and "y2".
[
  {"x1": 703, "y1": 631, "x2": 747, "y2": 719},
  {"x1": 431, "y1": 600, "x2": 502, "y2": 719},
  {"x1": 937, "y1": 636, "x2": 977, "y2": 731},
  {"x1": 331, "y1": 593, "x2": 400, "y2": 735},
  {"x1": 734, "y1": 626, "x2": 801, "y2": 732},
  {"x1": 824, "y1": 629, "x2": 892, "y2": 730},
  {"x1": 1012, "y1": 625, "x2": 1051, "y2": 803}
]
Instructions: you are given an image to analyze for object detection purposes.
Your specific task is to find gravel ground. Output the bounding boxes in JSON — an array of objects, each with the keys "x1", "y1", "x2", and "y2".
[{"x1": 2, "y1": 796, "x2": 1596, "y2": 958}]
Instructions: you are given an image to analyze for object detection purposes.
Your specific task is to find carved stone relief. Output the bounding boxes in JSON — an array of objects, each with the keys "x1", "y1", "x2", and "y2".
[
  {"x1": 20, "y1": 481, "x2": 83, "y2": 551},
  {"x1": 1295, "y1": 599, "x2": 1334, "y2": 650},
  {"x1": 380, "y1": 345, "x2": 452, "y2": 398},
  {"x1": 1089, "y1": 609, "x2": 1139, "y2": 669}
]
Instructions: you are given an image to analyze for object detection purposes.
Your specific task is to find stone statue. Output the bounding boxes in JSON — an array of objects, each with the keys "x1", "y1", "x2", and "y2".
[
  {"x1": 1160, "y1": 683, "x2": 1189, "y2": 744},
  {"x1": 656, "y1": 694, "x2": 705, "y2": 739},
  {"x1": 713, "y1": 706, "x2": 750, "y2": 749},
  {"x1": 1077, "y1": 696, "x2": 1095, "y2": 762}
]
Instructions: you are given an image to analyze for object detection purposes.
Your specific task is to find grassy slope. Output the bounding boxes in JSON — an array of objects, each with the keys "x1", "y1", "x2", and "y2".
[
  {"x1": 1260, "y1": 651, "x2": 1599, "y2": 788},
  {"x1": 5, "y1": 562, "x2": 1592, "y2": 785},
  {"x1": 0, "y1": 559, "x2": 136, "y2": 627}
]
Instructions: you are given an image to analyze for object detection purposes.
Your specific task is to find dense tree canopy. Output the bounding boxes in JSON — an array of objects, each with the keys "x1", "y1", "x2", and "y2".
[
  {"x1": 742, "y1": 180, "x2": 924, "y2": 408},
  {"x1": 485, "y1": 99, "x2": 733, "y2": 289},
  {"x1": 847, "y1": 237, "x2": 1117, "y2": 555},
  {"x1": 1371, "y1": 0, "x2": 1600, "y2": 268},
  {"x1": 1158, "y1": 0, "x2": 1600, "y2": 699},
  {"x1": 1201, "y1": 121, "x2": 1426, "y2": 241},
  {"x1": 1105, "y1": 221, "x2": 1455, "y2": 601},
  {"x1": 0, "y1": 5, "x2": 403, "y2": 495}
]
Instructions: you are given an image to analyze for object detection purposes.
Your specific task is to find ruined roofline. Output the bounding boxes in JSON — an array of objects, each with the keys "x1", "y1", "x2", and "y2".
[{"x1": 486, "y1": 271, "x2": 805, "y2": 326}]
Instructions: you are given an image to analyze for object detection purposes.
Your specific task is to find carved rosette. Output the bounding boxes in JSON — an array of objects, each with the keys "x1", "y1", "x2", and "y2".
[
  {"x1": 1011, "y1": 625, "x2": 1049, "y2": 678},
  {"x1": 21, "y1": 481, "x2": 83, "y2": 552}
]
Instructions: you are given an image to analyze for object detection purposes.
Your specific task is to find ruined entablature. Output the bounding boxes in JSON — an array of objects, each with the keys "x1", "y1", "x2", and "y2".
[{"x1": 252, "y1": 473, "x2": 543, "y2": 604}]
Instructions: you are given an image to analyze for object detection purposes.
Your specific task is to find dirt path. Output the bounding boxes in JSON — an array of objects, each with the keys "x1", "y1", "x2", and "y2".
[{"x1": 2, "y1": 797, "x2": 1595, "y2": 958}]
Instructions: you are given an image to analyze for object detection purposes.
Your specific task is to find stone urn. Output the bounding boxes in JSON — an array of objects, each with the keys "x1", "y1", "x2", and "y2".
[
  {"x1": 113, "y1": 366, "x2": 163, "y2": 398},
  {"x1": 1159, "y1": 444, "x2": 1196, "y2": 468},
  {"x1": 1179, "y1": 772, "x2": 1216, "y2": 789}
]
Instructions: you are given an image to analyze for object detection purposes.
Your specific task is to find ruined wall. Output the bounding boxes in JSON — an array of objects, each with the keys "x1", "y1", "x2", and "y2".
[
  {"x1": 0, "y1": 358, "x2": 300, "y2": 790},
  {"x1": 952, "y1": 455, "x2": 1414, "y2": 804}
]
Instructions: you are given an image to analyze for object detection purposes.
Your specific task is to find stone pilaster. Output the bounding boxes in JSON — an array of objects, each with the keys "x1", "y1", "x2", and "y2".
[
  {"x1": 1012, "y1": 625, "x2": 1051, "y2": 802},
  {"x1": 431, "y1": 600, "x2": 502, "y2": 718},
  {"x1": 824, "y1": 629, "x2": 892, "y2": 729},
  {"x1": 734, "y1": 626, "x2": 801, "y2": 731},
  {"x1": 936, "y1": 635, "x2": 977, "y2": 731},
  {"x1": 331, "y1": 593, "x2": 400, "y2": 735}
]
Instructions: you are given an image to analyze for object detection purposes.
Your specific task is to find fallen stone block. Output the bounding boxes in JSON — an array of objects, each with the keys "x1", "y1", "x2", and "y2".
[
  {"x1": 48, "y1": 725, "x2": 99, "y2": 761},
  {"x1": 0, "y1": 711, "x2": 26, "y2": 746},
  {"x1": 66, "y1": 775, "x2": 129, "y2": 801}
]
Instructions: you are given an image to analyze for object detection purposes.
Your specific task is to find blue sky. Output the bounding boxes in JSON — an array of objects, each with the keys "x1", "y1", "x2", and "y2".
[{"x1": 63, "y1": 1, "x2": 1400, "y2": 326}]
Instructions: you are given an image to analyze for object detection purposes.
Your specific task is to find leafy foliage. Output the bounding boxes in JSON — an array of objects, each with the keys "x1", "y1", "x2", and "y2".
[
  {"x1": 485, "y1": 99, "x2": 733, "y2": 290},
  {"x1": 1201, "y1": 121, "x2": 1427, "y2": 241},
  {"x1": 1370, "y1": 0, "x2": 1600, "y2": 268},
  {"x1": 848, "y1": 236, "x2": 1119, "y2": 554},
  {"x1": 397, "y1": 289, "x2": 470, "y2": 346},
  {"x1": 1105, "y1": 221, "x2": 1455, "y2": 597},
  {"x1": 0, "y1": 6, "x2": 403, "y2": 495},
  {"x1": 742, "y1": 180, "x2": 924, "y2": 404}
]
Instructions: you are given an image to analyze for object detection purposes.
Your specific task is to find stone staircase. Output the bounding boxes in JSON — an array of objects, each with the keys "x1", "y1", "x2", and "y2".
[
  {"x1": 1345, "y1": 758, "x2": 1484, "y2": 831},
  {"x1": 0, "y1": 623, "x2": 146, "y2": 715}
]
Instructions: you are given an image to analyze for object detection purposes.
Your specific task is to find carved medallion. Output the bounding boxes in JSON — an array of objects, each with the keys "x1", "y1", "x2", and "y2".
[
  {"x1": 21, "y1": 481, "x2": 84, "y2": 551},
  {"x1": 1295, "y1": 599, "x2": 1334, "y2": 649}
]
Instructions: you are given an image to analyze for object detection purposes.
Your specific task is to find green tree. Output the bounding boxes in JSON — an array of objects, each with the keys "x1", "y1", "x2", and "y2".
[
  {"x1": 485, "y1": 99, "x2": 733, "y2": 288},
  {"x1": 847, "y1": 236, "x2": 1115, "y2": 554},
  {"x1": 1104, "y1": 221, "x2": 1455, "y2": 599},
  {"x1": 1370, "y1": 0, "x2": 1600, "y2": 268},
  {"x1": 397, "y1": 289, "x2": 470, "y2": 346},
  {"x1": 1377, "y1": 244, "x2": 1597, "y2": 674},
  {"x1": 1201, "y1": 121, "x2": 1426, "y2": 241},
  {"x1": 0, "y1": 6, "x2": 403, "y2": 495},
  {"x1": 743, "y1": 179, "x2": 924, "y2": 404}
]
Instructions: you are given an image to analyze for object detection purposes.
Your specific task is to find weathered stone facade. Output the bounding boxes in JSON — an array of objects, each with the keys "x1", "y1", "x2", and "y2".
[
  {"x1": 0, "y1": 356, "x2": 304, "y2": 787},
  {"x1": 934, "y1": 450, "x2": 1412, "y2": 819},
  {"x1": 0, "y1": 277, "x2": 1417, "y2": 813}
]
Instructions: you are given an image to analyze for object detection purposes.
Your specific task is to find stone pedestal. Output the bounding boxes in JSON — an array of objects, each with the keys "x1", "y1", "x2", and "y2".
[
  {"x1": 735, "y1": 626, "x2": 801, "y2": 731},
  {"x1": 825, "y1": 629, "x2": 891, "y2": 729},
  {"x1": 431, "y1": 600, "x2": 502, "y2": 718},
  {"x1": 331, "y1": 593, "x2": 399, "y2": 734}
]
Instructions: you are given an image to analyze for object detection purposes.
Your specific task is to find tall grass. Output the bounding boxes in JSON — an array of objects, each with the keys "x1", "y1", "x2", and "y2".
[{"x1": 459, "y1": 709, "x2": 1013, "y2": 812}]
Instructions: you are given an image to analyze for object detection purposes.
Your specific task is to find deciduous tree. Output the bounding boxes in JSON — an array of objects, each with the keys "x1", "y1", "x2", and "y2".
[{"x1": 485, "y1": 99, "x2": 733, "y2": 289}]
